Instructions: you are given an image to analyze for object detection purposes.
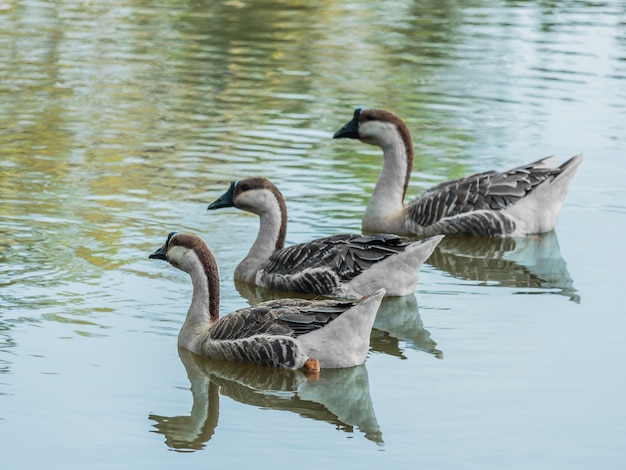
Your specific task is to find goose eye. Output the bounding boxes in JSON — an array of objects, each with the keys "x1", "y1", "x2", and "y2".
[
  {"x1": 240, "y1": 184, "x2": 250, "y2": 191},
  {"x1": 172, "y1": 238, "x2": 179, "y2": 246}
]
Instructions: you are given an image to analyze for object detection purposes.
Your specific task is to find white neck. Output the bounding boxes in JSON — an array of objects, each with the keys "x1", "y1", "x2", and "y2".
[
  {"x1": 234, "y1": 197, "x2": 284, "y2": 284},
  {"x1": 363, "y1": 138, "x2": 409, "y2": 233},
  {"x1": 179, "y1": 256, "x2": 215, "y2": 352}
]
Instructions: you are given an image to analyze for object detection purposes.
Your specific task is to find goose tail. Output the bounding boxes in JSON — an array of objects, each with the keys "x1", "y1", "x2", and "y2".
[
  {"x1": 407, "y1": 234, "x2": 445, "y2": 267},
  {"x1": 298, "y1": 288, "x2": 385, "y2": 369},
  {"x1": 556, "y1": 153, "x2": 583, "y2": 179}
]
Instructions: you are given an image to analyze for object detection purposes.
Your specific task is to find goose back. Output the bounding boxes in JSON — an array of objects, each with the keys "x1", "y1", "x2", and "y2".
[
  {"x1": 406, "y1": 156, "x2": 575, "y2": 226},
  {"x1": 258, "y1": 233, "x2": 441, "y2": 297}
]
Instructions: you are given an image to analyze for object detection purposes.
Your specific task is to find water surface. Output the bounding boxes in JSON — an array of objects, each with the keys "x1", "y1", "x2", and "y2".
[{"x1": 1, "y1": 1, "x2": 625, "y2": 468}]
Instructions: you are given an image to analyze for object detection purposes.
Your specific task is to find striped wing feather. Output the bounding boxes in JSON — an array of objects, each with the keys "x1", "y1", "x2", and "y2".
[
  {"x1": 209, "y1": 298, "x2": 358, "y2": 341},
  {"x1": 261, "y1": 233, "x2": 411, "y2": 282},
  {"x1": 407, "y1": 156, "x2": 560, "y2": 227}
]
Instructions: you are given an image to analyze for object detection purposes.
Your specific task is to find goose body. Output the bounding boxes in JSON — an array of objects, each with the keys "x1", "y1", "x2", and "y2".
[
  {"x1": 333, "y1": 108, "x2": 583, "y2": 237},
  {"x1": 207, "y1": 177, "x2": 443, "y2": 298},
  {"x1": 149, "y1": 232, "x2": 385, "y2": 372}
]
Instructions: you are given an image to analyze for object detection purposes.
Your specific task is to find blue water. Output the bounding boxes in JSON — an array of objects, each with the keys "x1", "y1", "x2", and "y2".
[{"x1": 1, "y1": 1, "x2": 625, "y2": 468}]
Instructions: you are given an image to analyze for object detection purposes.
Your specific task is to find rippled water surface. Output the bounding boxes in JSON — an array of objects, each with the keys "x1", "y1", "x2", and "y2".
[{"x1": 1, "y1": 1, "x2": 625, "y2": 468}]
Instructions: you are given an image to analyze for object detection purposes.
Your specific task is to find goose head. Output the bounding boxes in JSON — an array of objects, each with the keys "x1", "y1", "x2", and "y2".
[
  {"x1": 207, "y1": 177, "x2": 286, "y2": 218},
  {"x1": 333, "y1": 108, "x2": 412, "y2": 150},
  {"x1": 150, "y1": 232, "x2": 207, "y2": 275},
  {"x1": 207, "y1": 177, "x2": 288, "y2": 256}
]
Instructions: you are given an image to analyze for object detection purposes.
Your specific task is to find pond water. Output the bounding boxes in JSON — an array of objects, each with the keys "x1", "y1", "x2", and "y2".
[{"x1": 1, "y1": 0, "x2": 625, "y2": 468}]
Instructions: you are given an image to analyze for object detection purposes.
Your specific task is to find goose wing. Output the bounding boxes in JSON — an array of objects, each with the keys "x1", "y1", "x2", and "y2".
[
  {"x1": 262, "y1": 233, "x2": 412, "y2": 282},
  {"x1": 209, "y1": 298, "x2": 359, "y2": 340},
  {"x1": 406, "y1": 156, "x2": 561, "y2": 226}
]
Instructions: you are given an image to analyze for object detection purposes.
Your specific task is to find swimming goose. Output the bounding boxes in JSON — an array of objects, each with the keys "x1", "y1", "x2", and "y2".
[
  {"x1": 207, "y1": 177, "x2": 443, "y2": 298},
  {"x1": 333, "y1": 108, "x2": 583, "y2": 237},
  {"x1": 149, "y1": 232, "x2": 385, "y2": 373}
]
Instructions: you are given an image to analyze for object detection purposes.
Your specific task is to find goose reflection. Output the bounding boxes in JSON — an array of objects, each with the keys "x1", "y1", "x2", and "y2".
[
  {"x1": 428, "y1": 230, "x2": 579, "y2": 302},
  {"x1": 235, "y1": 281, "x2": 442, "y2": 360},
  {"x1": 149, "y1": 348, "x2": 382, "y2": 451},
  {"x1": 371, "y1": 295, "x2": 442, "y2": 359}
]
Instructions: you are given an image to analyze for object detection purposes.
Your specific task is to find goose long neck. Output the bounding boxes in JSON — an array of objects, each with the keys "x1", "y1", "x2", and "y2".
[
  {"x1": 180, "y1": 247, "x2": 220, "y2": 350},
  {"x1": 258, "y1": 192, "x2": 287, "y2": 252},
  {"x1": 235, "y1": 190, "x2": 287, "y2": 283},
  {"x1": 364, "y1": 133, "x2": 414, "y2": 229}
]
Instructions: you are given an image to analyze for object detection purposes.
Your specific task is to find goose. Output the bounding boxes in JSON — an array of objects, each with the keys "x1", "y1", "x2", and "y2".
[
  {"x1": 149, "y1": 231, "x2": 385, "y2": 374},
  {"x1": 207, "y1": 177, "x2": 443, "y2": 298},
  {"x1": 333, "y1": 108, "x2": 583, "y2": 237}
]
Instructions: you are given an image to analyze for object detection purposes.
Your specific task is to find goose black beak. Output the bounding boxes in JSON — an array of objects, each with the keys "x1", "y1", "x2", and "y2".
[
  {"x1": 333, "y1": 108, "x2": 362, "y2": 139},
  {"x1": 149, "y1": 232, "x2": 177, "y2": 261},
  {"x1": 149, "y1": 243, "x2": 168, "y2": 261},
  {"x1": 207, "y1": 181, "x2": 237, "y2": 210}
]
